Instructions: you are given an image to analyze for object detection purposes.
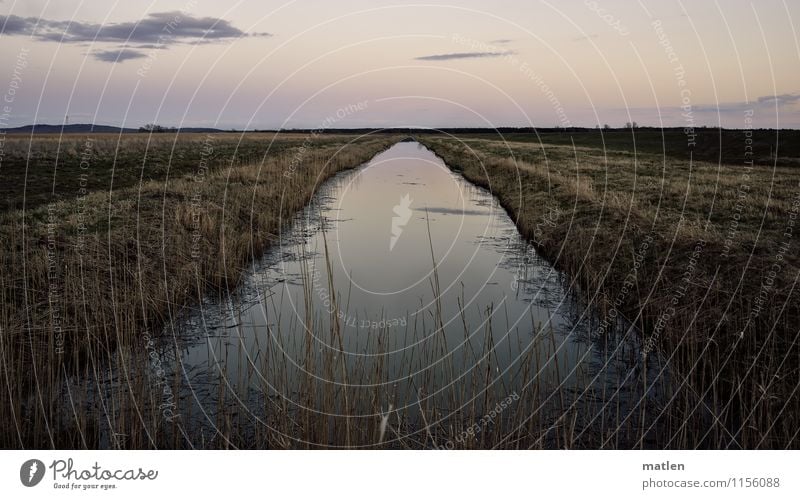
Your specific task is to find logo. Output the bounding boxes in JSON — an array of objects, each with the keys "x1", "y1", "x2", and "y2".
[
  {"x1": 390, "y1": 193, "x2": 413, "y2": 251},
  {"x1": 20, "y1": 459, "x2": 45, "y2": 487}
]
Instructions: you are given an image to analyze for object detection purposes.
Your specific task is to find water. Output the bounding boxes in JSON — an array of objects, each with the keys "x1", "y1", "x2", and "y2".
[{"x1": 96, "y1": 141, "x2": 669, "y2": 447}]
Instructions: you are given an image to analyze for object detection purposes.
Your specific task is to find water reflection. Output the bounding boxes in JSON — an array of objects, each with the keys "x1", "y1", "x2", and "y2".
[{"x1": 150, "y1": 141, "x2": 668, "y2": 446}]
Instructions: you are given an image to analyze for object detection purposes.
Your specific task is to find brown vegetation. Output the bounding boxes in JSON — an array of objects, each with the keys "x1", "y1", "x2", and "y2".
[
  {"x1": 0, "y1": 132, "x2": 398, "y2": 448},
  {"x1": 1, "y1": 131, "x2": 796, "y2": 449},
  {"x1": 416, "y1": 135, "x2": 800, "y2": 448}
]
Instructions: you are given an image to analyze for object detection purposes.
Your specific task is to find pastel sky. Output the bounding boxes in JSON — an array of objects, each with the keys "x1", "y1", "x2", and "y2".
[{"x1": 1, "y1": 0, "x2": 798, "y2": 129}]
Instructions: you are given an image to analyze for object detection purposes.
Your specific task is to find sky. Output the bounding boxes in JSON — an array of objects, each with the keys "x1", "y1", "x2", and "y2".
[{"x1": 1, "y1": 0, "x2": 798, "y2": 129}]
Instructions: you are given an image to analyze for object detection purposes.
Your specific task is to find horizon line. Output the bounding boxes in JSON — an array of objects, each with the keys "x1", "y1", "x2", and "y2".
[{"x1": 2, "y1": 122, "x2": 799, "y2": 132}]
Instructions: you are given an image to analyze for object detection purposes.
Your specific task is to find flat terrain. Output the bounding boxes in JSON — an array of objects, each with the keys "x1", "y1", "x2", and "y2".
[
  {"x1": 0, "y1": 132, "x2": 399, "y2": 448},
  {"x1": 0, "y1": 132, "x2": 323, "y2": 212},
  {"x1": 417, "y1": 132, "x2": 800, "y2": 448},
  {"x1": 1, "y1": 129, "x2": 797, "y2": 449},
  {"x1": 420, "y1": 128, "x2": 800, "y2": 167}
]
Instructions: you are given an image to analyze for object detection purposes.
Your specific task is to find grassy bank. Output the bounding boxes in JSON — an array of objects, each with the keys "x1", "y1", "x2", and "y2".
[
  {"x1": 2, "y1": 130, "x2": 797, "y2": 449},
  {"x1": 415, "y1": 134, "x2": 800, "y2": 448},
  {"x1": 0, "y1": 132, "x2": 336, "y2": 213},
  {"x1": 0, "y1": 132, "x2": 400, "y2": 448},
  {"x1": 420, "y1": 128, "x2": 800, "y2": 168}
]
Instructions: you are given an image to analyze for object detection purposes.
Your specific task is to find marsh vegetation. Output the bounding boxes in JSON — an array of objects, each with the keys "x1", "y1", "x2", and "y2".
[
  {"x1": 417, "y1": 133, "x2": 800, "y2": 448},
  {"x1": 0, "y1": 130, "x2": 796, "y2": 449}
]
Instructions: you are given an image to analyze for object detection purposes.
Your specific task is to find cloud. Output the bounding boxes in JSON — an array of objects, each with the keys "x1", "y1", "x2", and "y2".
[
  {"x1": 693, "y1": 93, "x2": 800, "y2": 113},
  {"x1": 415, "y1": 50, "x2": 515, "y2": 61},
  {"x1": 130, "y1": 43, "x2": 168, "y2": 50},
  {"x1": 757, "y1": 93, "x2": 800, "y2": 106},
  {"x1": 93, "y1": 48, "x2": 147, "y2": 62},
  {"x1": 572, "y1": 34, "x2": 599, "y2": 42},
  {"x1": 0, "y1": 11, "x2": 270, "y2": 45},
  {"x1": 488, "y1": 38, "x2": 513, "y2": 44},
  {"x1": 415, "y1": 207, "x2": 486, "y2": 215}
]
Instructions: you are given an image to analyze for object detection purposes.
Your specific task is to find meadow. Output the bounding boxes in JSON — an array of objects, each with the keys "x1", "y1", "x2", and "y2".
[
  {"x1": 0, "y1": 132, "x2": 399, "y2": 447},
  {"x1": 416, "y1": 131, "x2": 800, "y2": 448},
  {"x1": 0, "y1": 129, "x2": 797, "y2": 449}
]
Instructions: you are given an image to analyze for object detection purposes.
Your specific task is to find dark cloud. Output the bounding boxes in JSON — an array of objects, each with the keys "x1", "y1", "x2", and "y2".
[
  {"x1": 0, "y1": 11, "x2": 270, "y2": 45},
  {"x1": 693, "y1": 93, "x2": 800, "y2": 113},
  {"x1": 93, "y1": 48, "x2": 147, "y2": 63},
  {"x1": 415, "y1": 50, "x2": 515, "y2": 61},
  {"x1": 132, "y1": 43, "x2": 168, "y2": 50},
  {"x1": 488, "y1": 39, "x2": 513, "y2": 44},
  {"x1": 757, "y1": 93, "x2": 800, "y2": 106},
  {"x1": 415, "y1": 207, "x2": 487, "y2": 215}
]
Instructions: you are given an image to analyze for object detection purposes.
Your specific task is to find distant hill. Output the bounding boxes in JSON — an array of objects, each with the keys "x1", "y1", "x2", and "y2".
[
  {"x1": 0, "y1": 123, "x2": 227, "y2": 134},
  {"x1": 1, "y1": 124, "x2": 136, "y2": 134}
]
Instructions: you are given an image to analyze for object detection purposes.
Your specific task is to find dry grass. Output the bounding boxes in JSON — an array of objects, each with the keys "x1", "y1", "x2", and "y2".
[
  {"x1": 0, "y1": 132, "x2": 399, "y2": 448},
  {"x1": 2, "y1": 131, "x2": 796, "y2": 449},
  {"x1": 416, "y1": 135, "x2": 800, "y2": 449}
]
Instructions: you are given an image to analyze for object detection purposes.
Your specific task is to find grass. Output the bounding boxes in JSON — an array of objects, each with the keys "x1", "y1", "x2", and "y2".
[
  {"x1": 0, "y1": 132, "x2": 320, "y2": 213},
  {"x1": 428, "y1": 127, "x2": 800, "y2": 168},
  {"x1": 0, "y1": 131, "x2": 399, "y2": 448},
  {"x1": 1, "y1": 129, "x2": 797, "y2": 449},
  {"x1": 415, "y1": 133, "x2": 800, "y2": 448}
]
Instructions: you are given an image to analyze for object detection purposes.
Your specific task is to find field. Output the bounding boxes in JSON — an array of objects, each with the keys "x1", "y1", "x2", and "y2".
[
  {"x1": 0, "y1": 129, "x2": 797, "y2": 449},
  {"x1": 0, "y1": 132, "x2": 399, "y2": 447},
  {"x1": 416, "y1": 131, "x2": 800, "y2": 448},
  {"x1": 442, "y1": 128, "x2": 800, "y2": 167}
]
